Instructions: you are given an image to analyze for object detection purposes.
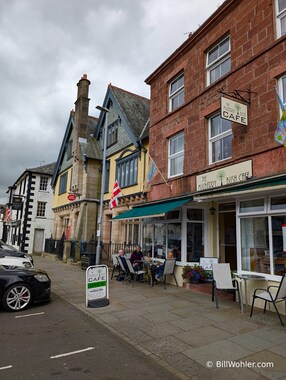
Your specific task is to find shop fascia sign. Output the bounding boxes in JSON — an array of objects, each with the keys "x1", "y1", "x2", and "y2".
[
  {"x1": 196, "y1": 160, "x2": 252, "y2": 192},
  {"x1": 12, "y1": 196, "x2": 23, "y2": 210},
  {"x1": 220, "y1": 96, "x2": 248, "y2": 126}
]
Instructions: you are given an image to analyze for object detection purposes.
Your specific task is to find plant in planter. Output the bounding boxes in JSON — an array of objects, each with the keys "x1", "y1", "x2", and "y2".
[{"x1": 182, "y1": 264, "x2": 207, "y2": 283}]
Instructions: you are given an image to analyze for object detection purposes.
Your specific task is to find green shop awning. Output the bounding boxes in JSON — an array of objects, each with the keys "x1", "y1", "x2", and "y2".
[{"x1": 112, "y1": 196, "x2": 192, "y2": 221}]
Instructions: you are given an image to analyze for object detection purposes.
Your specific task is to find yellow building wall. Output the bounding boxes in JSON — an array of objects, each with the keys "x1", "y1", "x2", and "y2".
[
  {"x1": 52, "y1": 167, "x2": 73, "y2": 208},
  {"x1": 104, "y1": 141, "x2": 149, "y2": 200}
]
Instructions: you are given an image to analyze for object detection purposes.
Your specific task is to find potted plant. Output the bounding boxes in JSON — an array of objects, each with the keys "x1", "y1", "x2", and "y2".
[{"x1": 182, "y1": 264, "x2": 207, "y2": 283}]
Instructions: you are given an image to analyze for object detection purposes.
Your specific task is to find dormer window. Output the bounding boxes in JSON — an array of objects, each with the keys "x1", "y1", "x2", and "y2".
[{"x1": 107, "y1": 122, "x2": 119, "y2": 147}]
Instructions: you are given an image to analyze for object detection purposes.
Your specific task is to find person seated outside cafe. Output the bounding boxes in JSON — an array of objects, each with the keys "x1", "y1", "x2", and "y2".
[
  {"x1": 116, "y1": 249, "x2": 127, "y2": 281},
  {"x1": 151, "y1": 251, "x2": 174, "y2": 284},
  {"x1": 118, "y1": 249, "x2": 124, "y2": 257},
  {"x1": 130, "y1": 245, "x2": 144, "y2": 270}
]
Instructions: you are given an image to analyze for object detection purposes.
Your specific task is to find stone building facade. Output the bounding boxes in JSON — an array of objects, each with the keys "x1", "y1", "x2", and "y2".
[
  {"x1": 113, "y1": 0, "x2": 286, "y2": 295},
  {"x1": 51, "y1": 75, "x2": 101, "y2": 260}
]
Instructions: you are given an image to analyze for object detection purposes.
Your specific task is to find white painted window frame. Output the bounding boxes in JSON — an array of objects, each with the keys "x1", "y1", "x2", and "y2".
[
  {"x1": 276, "y1": 0, "x2": 286, "y2": 38},
  {"x1": 208, "y1": 114, "x2": 232, "y2": 164},
  {"x1": 206, "y1": 35, "x2": 231, "y2": 86},
  {"x1": 168, "y1": 132, "x2": 184, "y2": 178},
  {"x1": 169, "y1": 73, "x2": 184, "y2": 112}
]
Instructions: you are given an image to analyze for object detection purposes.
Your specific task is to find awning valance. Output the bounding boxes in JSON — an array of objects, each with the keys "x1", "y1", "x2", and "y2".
[{"x1": 112, "y1": 196, "x2": 192, "y2": 221}]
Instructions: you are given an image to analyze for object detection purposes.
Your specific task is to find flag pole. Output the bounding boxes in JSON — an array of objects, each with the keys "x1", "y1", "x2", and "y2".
[{"x1": 149, "y1": 154, "x2": 171, "y2": 190}]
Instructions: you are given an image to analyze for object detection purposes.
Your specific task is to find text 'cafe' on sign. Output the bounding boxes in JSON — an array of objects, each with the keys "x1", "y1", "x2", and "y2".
[{"x1": 220, "y1": 97, "x2": 248, "y2": 126}]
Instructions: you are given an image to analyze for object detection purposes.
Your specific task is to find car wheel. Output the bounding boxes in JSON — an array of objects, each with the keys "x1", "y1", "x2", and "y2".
[{"x1": 2, "y1": 284, "x2": 33, "y2": 312}]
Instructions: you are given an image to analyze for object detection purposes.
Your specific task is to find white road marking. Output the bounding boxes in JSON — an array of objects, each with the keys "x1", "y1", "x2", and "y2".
[
  {"x1": 15, "y1": 312, "x2": 45, "y2": 319},
  {"x1": 0, "y1": 365, "x2": 13, "y2": 370},
  {"x1": 50, "y1": 347, "x2": 95, "y2": 359}
]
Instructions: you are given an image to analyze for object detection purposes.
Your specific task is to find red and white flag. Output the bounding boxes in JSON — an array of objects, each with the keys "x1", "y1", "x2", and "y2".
[
  {"x1": 4, "y1": 207, "x2": 11, "y2": 222},
  {"x1": 109, "y1": 180, "x2": 122, "y2": 210}
]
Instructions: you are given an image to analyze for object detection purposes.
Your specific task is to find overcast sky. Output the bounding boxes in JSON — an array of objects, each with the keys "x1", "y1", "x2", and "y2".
[{"x1": 0, "y1": 0, "x2": 222, "y2": 204}]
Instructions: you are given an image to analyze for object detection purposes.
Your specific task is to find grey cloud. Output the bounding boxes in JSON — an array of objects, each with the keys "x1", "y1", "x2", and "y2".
[{"x1": 0, "y1": 0, "x2": 219, "y2": 204}]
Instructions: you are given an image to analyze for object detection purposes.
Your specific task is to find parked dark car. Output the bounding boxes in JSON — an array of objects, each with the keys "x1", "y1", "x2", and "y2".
[
  {"x1": 0, "y1": 265, "x2": 51, "y2": 312},
  {"x1": 0, "y1": 240, "x2": 33, "y2": 264}
]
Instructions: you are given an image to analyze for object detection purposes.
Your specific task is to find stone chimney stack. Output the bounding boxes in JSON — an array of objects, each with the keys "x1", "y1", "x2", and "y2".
[
  {"x1": 74, "y1": 73, "x2": 90, "y2": 141},
  {"x1": 71, "y1": 74, "x2": 91, "y2": 194}
]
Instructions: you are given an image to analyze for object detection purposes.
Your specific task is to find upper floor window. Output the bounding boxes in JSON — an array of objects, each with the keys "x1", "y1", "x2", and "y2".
[
  {"x1": 206, "y1": 36, "x2": 231, "y2": 85},
  {"x1": 116, "y1": 153, "x2": 138, "y2": 188},
  {"x1": 168, "y1": 132, "x2": 184, "y2": 178},
  {"x1": 66, "y1": 140, "x2": 73, "y2": 160},
  {"x1": 58, "y1": 172, "x2": 68, "y2": 195},
  {"x1": 39, "y1": 176, "x2": 48, "y2": 191},
  {"x1": 169, "y1": 73, "x2": 184, "y2": 112},
  {"x1": 107, "y1": 122, "x2": 118, "y2": 147},
  {"x1": 209, "y1": 114, "x2": 232, "y2": 164},
  {"x1": 279, "y1": 75, "x2": 286, "y2": 107},
  {"x1": 37, "y1": 201, "x2": 46, "y2": 218},
  {"x1": 276, "y1": 0, "x2": 286, "y2": 37}
]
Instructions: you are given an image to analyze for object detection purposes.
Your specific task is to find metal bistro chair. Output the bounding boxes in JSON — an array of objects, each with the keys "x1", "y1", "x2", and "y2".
[
  {"x1": 125, "y1": 258, "x2": 146, "y2": 287},
  {"x1": 162, "y1": 259, "x2": 178, "y2": 289},
  {"x1": 212, "y1": 263, "x2": 243, "y2": 312},
  {"x1": 111, "y1": 254, "x2": 120, "y2": 280},
  {"x1": 250, "y1": 274, "x2": 286, "y2": 326},
  {"x1": 151, "y1": 259, "x2": 178, "y2": 289},
  {"x1": 117, "y1": 256, "x2": 129, "y2": 281}
]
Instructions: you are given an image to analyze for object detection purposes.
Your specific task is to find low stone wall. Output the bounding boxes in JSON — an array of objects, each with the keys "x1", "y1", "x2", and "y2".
[{"x1": 183, "y1": 281, "x2": 234, "y2": 301}]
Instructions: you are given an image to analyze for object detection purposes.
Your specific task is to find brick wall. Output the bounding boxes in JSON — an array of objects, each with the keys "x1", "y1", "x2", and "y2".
[{"x1": 146, "y1": 0, "x2": 286, "y2": 201}]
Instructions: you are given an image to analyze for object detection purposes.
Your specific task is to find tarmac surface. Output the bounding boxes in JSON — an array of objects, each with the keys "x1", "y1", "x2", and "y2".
[{"x1": 34, "y1": 255, "x2": 286, "y2": 380}]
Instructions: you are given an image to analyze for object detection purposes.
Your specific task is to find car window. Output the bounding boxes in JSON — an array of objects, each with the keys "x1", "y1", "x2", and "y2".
[{"x1": 0, "y1": 242, "x2": 18, "y2": 252}]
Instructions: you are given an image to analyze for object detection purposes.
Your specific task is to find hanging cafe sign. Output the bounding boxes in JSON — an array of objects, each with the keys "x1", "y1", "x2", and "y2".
[
  {"x1": 220, "y1": 96, "x2": 248, "y2": 126},
  {"x1": 196, "y1": 160, "x2": 252, "y2": 192}
]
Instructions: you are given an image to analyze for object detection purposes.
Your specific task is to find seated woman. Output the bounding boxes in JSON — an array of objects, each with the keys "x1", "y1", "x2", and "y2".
[
  {"x1": 130, "y1": 245, "x2": 144, "y2": 271},
  {"x1": 151, "y1": 251, "x2": 174, "y2": 283}
]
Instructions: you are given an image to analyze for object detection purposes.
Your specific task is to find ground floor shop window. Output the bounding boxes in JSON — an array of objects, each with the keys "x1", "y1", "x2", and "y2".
[
  {"x1": 239, "y1": 196, "x2": 286, "y2": 277},
  {"x1": 124, "y1": 222, "x2": 140, "y2": 246},
  {"x1": 187, "y1": 222, "x2": 203, "y2": 262},
  {"x1": 241, "y1": 217, "x2": 269, "y2": 273},
  {"x1": 142, "y1": 221, "x2": 181, "y2": 259},
  {"x1": 141, "y1": 206, "x2": 204, "y2": 262},
  {"x1": 167, "y1": 223, "x2": 181, "y2": 260}
]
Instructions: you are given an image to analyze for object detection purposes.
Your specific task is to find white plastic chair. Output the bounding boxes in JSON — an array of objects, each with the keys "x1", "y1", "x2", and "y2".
[
  {"x1": 250, "y1": 274, "x2": 286, "y2": 326},
  {"x1": 212, "y1": 263, "x2": 242, "y2": 312}
]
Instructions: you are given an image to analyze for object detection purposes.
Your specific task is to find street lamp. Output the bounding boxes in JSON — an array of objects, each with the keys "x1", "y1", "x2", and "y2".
[{"x1": 95, "y1": 105, "x2": 109, "y2": 265}]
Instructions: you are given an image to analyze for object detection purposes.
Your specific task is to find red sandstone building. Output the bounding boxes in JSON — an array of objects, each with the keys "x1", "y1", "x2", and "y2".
[{"x1": 116, "y1": 0, "x2": 286, "y2": 284}]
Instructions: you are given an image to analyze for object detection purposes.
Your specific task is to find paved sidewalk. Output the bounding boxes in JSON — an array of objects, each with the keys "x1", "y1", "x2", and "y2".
[{"x1": 35, "y1": 255, "x2": 286, "y2": 380}]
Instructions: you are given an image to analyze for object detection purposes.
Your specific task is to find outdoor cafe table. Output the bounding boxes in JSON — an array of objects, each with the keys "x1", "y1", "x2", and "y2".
[
  {"x1": 233, "y1": 273, "x2": 268, "y2": 311},
  {"x1": 141, "y1": 258, "x2": 164, "y2": 285}
]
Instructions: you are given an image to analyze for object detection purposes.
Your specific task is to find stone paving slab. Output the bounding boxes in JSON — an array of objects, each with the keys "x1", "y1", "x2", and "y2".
[
  {"x1": 34, "y1": 255, "x2": 286, "y2": 380},
  {"x1": 176, "y1": 325, "x2": 233, "y2": 347}
]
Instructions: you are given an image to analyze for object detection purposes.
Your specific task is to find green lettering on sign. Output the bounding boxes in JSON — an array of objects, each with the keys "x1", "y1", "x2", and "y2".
[{"x1": 88, "y1": 281, "x2": 106, "y2": 289}]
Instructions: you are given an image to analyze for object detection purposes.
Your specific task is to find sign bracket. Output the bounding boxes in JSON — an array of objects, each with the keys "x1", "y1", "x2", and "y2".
[{"x1": 218, "y1": 86, "x2": 257, "y2": 105}]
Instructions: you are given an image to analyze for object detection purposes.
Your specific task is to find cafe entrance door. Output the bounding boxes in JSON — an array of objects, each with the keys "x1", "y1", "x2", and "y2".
[{"x1": 219, "y1": 203, "x2": 237, "y2": 271}]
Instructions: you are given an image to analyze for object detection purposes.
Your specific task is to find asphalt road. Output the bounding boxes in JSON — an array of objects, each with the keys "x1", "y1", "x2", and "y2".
[{"x1": 0, "y1": 294, "x2": 178, "y2": 380}]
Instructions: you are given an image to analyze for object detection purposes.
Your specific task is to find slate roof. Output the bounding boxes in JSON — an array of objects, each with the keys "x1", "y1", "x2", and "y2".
[
  {"x1": 51, "y1": 112, "x2": 100, "y2": 188},
  {"x1": 110, "y1": 85, "x2": 150, "y2": 140},
  {"x1": 27, "y1": 162, "x2": 56, "y2": 175},
  {"x1": 95, "y1": 85, "x2": 150, "y2": 146},
  {"x1": 13, "y1": 162, "x2": 56, "y2": 187},
  {"x1": 83, "y1": 115, "x2": 102, "y2": 159}
]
